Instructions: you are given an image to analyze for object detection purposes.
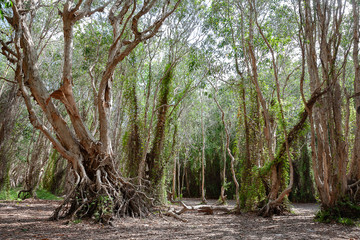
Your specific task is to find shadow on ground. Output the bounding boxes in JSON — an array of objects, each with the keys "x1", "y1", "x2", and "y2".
[{"x1": 0, "y1": 198, "x2": 359, "y2": 239}]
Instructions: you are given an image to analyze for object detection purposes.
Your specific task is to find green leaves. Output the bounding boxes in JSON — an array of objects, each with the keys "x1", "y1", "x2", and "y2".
[{"x1": 0, "y1": 0, "x2": 12, "y2": 20}]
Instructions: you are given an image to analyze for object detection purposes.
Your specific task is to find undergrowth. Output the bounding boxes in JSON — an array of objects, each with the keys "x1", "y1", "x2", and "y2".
[
  {"x1": 0, "y1": 187, "x2": 21, "y2": 200},
  {"x1": 0, "y1": 187, "x2": 62, "y2": 201},
  {"x1": 35, "y1": 189, "x2": 62, "y2": 200},
  {"x1": 315, "y1": 199, "x2": 360, "y2": 226}
]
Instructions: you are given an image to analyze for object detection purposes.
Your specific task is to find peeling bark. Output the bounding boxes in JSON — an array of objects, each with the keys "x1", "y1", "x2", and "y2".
[
  {"x1": 2, "y1": 0, "x2": 181, "y2": 223},
  {"x1": 299, "y1": 0, "x2": 349, "y2": 208}
]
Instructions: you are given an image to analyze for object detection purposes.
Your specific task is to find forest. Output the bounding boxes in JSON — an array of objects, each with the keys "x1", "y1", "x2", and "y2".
[{"x1": 0, "y1": 0, "x2": 360, "y2": 239}]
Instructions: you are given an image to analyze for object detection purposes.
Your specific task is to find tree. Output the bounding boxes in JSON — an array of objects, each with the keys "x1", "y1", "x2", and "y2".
[
  {"x1": 297, "y1": 0, "x2": 360, "y2": 219},
  {"x1": 0, "y1": 0, "x2": 180, "y2": 222},
  {"x1": 0, "y1": 84, "x2": 21, "y2": 191},
  {"x1": 349, "y1": 0, "x2": 360, "y2": 190}
]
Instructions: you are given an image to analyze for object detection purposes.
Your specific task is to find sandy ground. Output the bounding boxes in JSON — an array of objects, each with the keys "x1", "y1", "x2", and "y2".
[{"x1": 0, "y1": 198, "x2": 359, "y2": 240}]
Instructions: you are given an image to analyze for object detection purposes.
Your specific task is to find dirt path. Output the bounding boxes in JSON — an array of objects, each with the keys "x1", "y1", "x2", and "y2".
[{"x1": 0, "y1": 198, "x2": 359, "y2": 239}]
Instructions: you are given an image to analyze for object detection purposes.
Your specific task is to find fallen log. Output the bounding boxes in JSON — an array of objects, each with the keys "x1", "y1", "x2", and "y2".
[{"x1": 175, "y1": 201, "x2": 231, "y2": 215}]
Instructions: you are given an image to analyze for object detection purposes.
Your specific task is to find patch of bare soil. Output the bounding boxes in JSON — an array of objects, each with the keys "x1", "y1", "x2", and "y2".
[{"x1": 0, "y1": 198, "x2": 359, "y2": 240}]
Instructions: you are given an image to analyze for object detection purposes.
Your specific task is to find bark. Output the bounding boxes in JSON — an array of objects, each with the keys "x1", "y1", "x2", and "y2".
[
  {"x1": 125, "y1": 83, "x2": 142, "y2": 178},
  {"x1": 0, "y1": 85, "x2": 20, "y2": 190},
  {"x1": 219, "y1": 134, "x2": 227, "y2": 204},
  {"x1": 255, "y1": 17, "x2": 294, "y2": 215},
  {"x1": 209, "y1": 81, "x2": 240, "y2": 213},
  {"x1": 233, "y1": 3, "x2": 261, "y2": 209},
  {"x1": 137, "y1": 42, "x2": 156, "y2": 184},
  {"x1": 349, "y1": 0, "x2": 360, "y2": 183},
  {"x1": 299, "y1": 0, "x2": 349, "y2": 208},
  {"x1": 20, "y1": 132, "x2": 51, "y2": 199},
  {"x1": 138, "y1": 63, "x2": 176, "y2": 184},
  {"x1": 2, "y1": 0, "x2": 180, "y2": 223},
  {"x1": 171, "y1": 152, "x2": 177, "y2": 200},
  {"x1": 42, "y1": 150, "x2": 68, "y2": 195},
  {"x1": 146, "y1": 66, "x2": 173, "y2": 202},
  {"x1": 177, "y1": 152, "x2": 181, "y2": 199},
  {"x1": 247, "y1": 4, "x2": 275, "y2": 161},
  {"x1": 200, "y1": 92, "x2": 207, "y2": 204},
  {"x1": 174, "y1": 201, "x2": 231, "y2": 215}
]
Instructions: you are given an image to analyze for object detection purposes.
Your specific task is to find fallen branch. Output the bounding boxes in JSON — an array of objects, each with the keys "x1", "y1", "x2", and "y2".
[
  {"x1": 164, "y1": 209, "x2": 188, "y2": 222},
  {"x1": 175, "y1": 201, "x2": 231, "y2": 215},
  {"x1": 163, "y1": 201, "x2": 232, "y2": 222}
]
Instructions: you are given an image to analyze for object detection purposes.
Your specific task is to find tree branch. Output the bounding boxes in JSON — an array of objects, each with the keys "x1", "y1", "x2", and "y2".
[{"x1": 0, "y1": 77, "x2": 17, "y2": 84}]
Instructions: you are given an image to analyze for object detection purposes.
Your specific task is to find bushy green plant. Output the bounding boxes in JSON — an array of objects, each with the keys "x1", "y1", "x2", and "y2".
[
  {"x1": 93, "y1": 195, "x2": 113, "y2": 223},
  {"x1": 0, "y1": 188, "x2": 62, "y2": 201},
  {"x1": 0, "y1": 187, "x2": 22, "y2": 201},
  {"x1": 35, "y1": 189, "x2": 62, "y2": 200},
  {"x1": 315, "y1": 199, "x2": 360, "y2": 225}
]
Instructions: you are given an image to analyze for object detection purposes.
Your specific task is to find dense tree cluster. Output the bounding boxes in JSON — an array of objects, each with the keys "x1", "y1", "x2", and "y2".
[{"x1": 0, "y1": 0, "x2": 359, "y2": 223}]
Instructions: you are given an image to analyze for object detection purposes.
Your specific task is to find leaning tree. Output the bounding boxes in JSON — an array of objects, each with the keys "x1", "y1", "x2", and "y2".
[{"x1": 0, "y1": 0, "x2": 180, "y2": 223}]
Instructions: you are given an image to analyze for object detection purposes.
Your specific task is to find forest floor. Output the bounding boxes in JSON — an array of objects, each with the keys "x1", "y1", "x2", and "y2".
[{"x1": 0, "y1": 198, "x2": 359, "y2": 240}]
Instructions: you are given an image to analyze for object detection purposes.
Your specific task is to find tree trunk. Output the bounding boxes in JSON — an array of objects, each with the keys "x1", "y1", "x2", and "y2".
[
  {"x1": 177, "y1": 152, "x2": 181, "y2": 199},
  {"x1": 146, "y1": 65, "x2": 173, "y2": 203},
  {"x1": 200, "y1": 92, "x2": 207, "y2": 204},
  {"x1": 255, "y1": 13, "x2": 296, "y2": 216},
  {"x1": 3, "y1": 0, "x2": 180, "y2": 223},
  {"x1": 209, "y1": 80, "x2": 240, "y2": 212},
  {"x1": 125, "y1": 83, "x2": 142, "y2": 178},
  {"x1": 20, "y1": 132, "x2": 51, "y2": 199},
  {"x1": 289, "y1": 136, "x2": 316, "y2": 203},
  {"x1": 349, "y1": 0, "x2": 360, "y2": 185},
  {"x1": 0, "y1": 85, "x2": 20, "y2": 191},
  {"x1": 300, "y1": 0, "x2": 348, "y2": 209},
  {"x1": 42, "y1": 150, "x2": 67, "y2": 195},
  {"x1": 172, "y1": 152, "x2": 177, "y2": 200},
  {"x1": 219, "y1": 134, "x2": 227, "y2": 204}
]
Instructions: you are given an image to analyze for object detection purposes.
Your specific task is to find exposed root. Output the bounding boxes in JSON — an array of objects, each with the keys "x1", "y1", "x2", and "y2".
[
  {"x1": 216, "y1": 196, "x2": 228, "y2": 206},
  {"x1": 258, "y1": 201, "x2": 288, "y2": 217},
  {"x1": 50, "y1": 166, "x2": 154, "y2": 224}
]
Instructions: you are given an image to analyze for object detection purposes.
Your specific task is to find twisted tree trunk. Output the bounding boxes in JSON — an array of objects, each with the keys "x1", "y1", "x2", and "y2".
[{"x1": 1, "y1": 0, "x2": 180, "y2": 223}]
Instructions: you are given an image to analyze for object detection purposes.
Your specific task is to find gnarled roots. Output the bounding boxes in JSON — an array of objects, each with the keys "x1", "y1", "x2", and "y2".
[
  {"x1": 50, "y1": 166, "x2": 153, "y2": 224},
  {"x1": 258, "y1": 201, "x2": 288, "y2": 217}
]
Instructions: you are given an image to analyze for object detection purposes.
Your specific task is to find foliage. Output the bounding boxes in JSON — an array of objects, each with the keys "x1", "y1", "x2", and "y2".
[
  {"x1": 0, "y1": 188, "x2": 21, "y2": 201},
  {"x1": 0, "y1": 0, "x2": 359, "y2": 223},
  {"x1": 93, "y1": 195, "x2": 113, "y2": 223},
  {"x1": 315, "y1": 199, "x2": 360, "y2": 226},
  {"x1": 239, "y1": 166, "x2": 265, "y2": 210},
  {"x1": 0, "y1": 0, "x2": 11, "y2": 19},
  {"x1": 289, "y1": 139, "x2": 316, "y2": 203},
  {"x1": 41, "y1": 150, "x2": 65, "y2": 195},
  {"x1": 35, "y1": 189, "x2": 62, "y2": 200},
  {"x1": 0, "y1": 188, "x2": 62, "y2": 201}
]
